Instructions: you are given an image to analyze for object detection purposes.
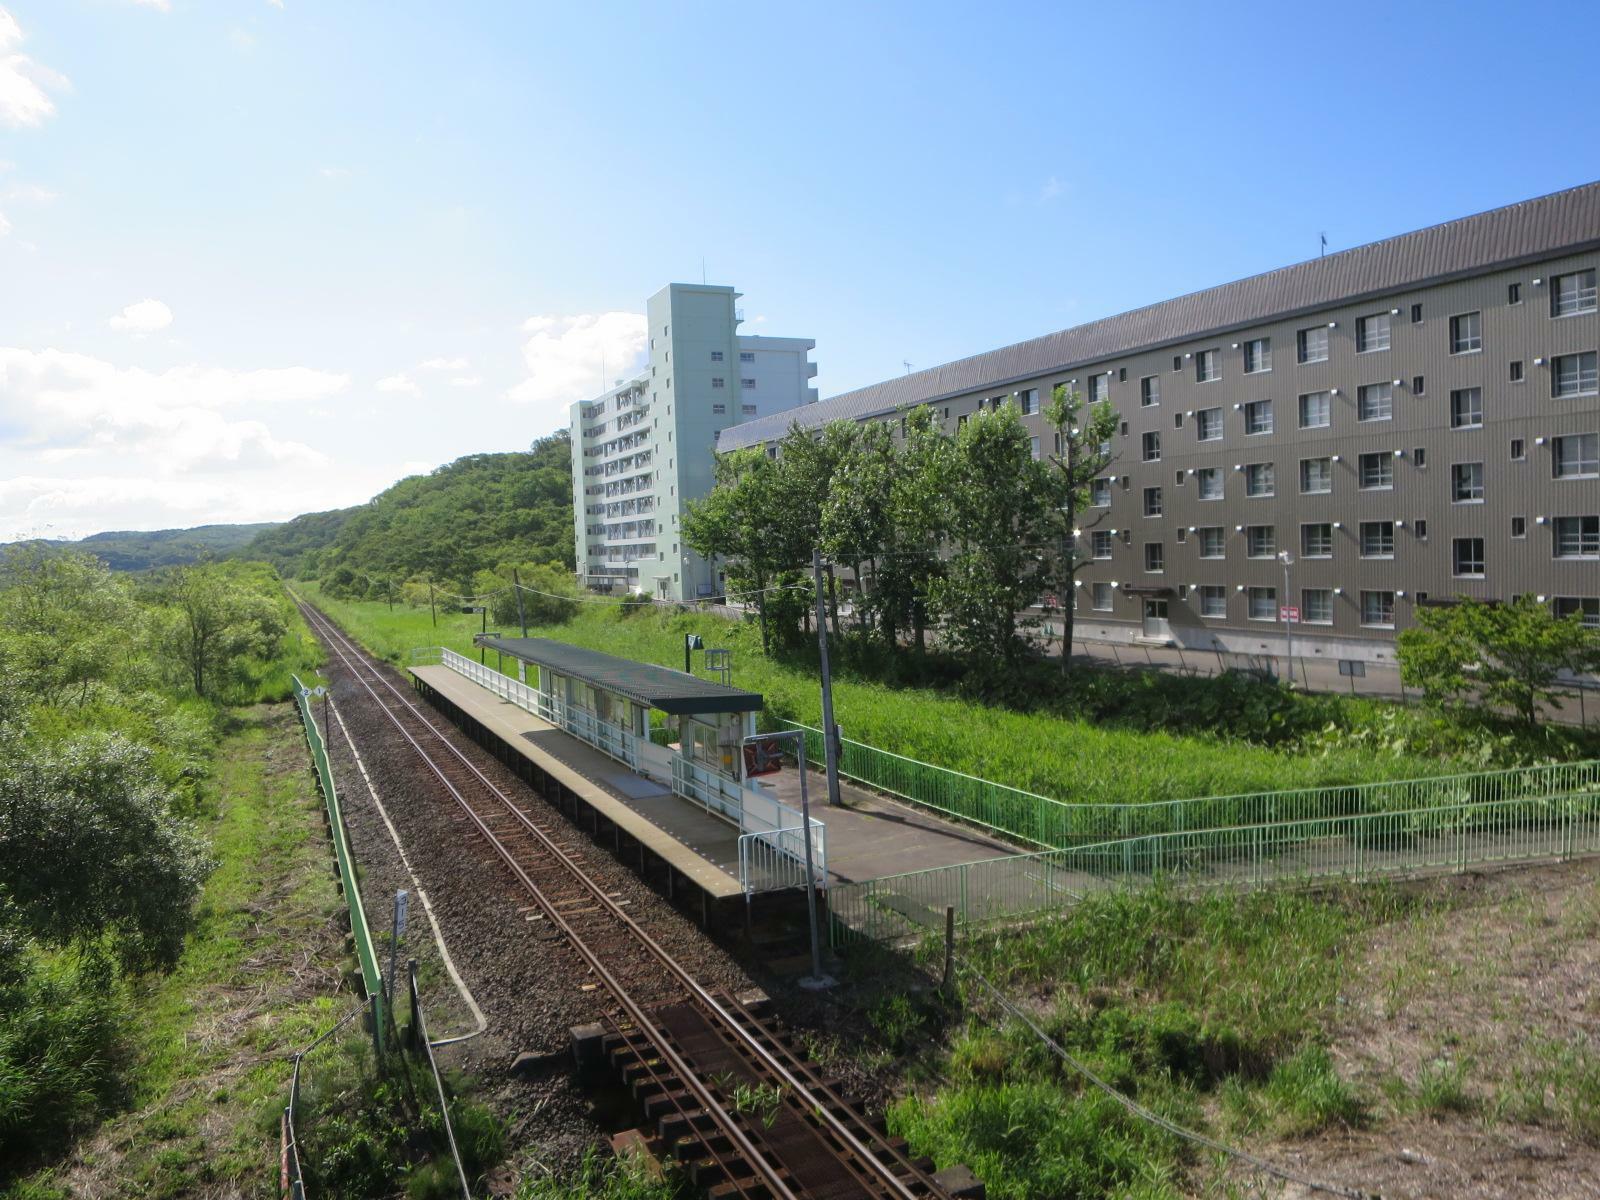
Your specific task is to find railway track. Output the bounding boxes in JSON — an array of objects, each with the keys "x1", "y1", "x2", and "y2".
[{"x1": 296, "y1": 600, "x2": 970, "y2": 1200}]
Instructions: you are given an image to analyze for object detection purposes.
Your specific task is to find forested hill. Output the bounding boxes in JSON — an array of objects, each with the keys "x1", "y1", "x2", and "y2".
[
  {"x1": 2, "y1": 522, "x2": 279, "y2": 571},
  {"x1": 241, "y1": 431, "x2": 574, "y2": 585}
]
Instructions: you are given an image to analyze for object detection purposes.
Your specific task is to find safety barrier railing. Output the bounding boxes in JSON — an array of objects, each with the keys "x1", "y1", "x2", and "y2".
[
  {"x1": 739, "y1": 826, "x2": 823, "y2": 893},
  {"x1": 773, "y1": 717, "x2": 1600, "y2": 850},
  {"x1": 291, "y1": 676, "x2": 384, "y2": 1037},
  {"x1": 435, "y1": 649, "x2": 823, "y2": 893},
  {"x1": 829, "y1": 785, "x2": 1600, "y2": 946}
]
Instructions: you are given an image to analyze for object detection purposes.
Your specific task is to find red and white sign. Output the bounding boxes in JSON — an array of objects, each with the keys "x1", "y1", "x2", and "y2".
[{"x1": 1280, "y1": 605, "x2": 1300, "y2": 622}]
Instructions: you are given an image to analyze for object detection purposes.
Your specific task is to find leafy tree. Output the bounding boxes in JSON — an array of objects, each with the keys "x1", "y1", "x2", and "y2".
[
  {"x1": 1039, "y1": 385, "x2": 1120, "y2": 670},
  {"x1": 0, "y1": 547, "x2": 141, "y2": 706},
  {"x1": 930, "y1": 402, "x2": 1051, "y2": 667},
  {"x1": 161, "y1": 563, "x2": 289, "y2": 697},
  {"x1": 1398, "y1": 596, "x2": 1600, "y2": 725},
  {"x1": 821, "y1": 422, "x2": 897, "y2": 638},
  {"x1": 475, "y1": 562, "x2": 581, "y2": 630},
  {"x1": 878, "y1": 405, "x2": 952, "y2": 652},
  {"x1": 0, "y1": 723, "x2": 209, "y2": 970},
  {"x1": 684, "y1": 449, "x2": 800, "y2": 650}
]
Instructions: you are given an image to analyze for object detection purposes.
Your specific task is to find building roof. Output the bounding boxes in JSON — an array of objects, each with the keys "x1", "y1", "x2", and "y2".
[
  {"x1": 720, "y1": 180, "x2": 1600, "y2": 451},
  {"x1": 477, "y1": 636, "x2": 764, "y2": 714}
]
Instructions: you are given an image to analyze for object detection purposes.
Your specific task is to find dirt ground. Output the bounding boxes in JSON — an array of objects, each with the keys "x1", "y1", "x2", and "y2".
[{"x1": 1240, "y1": 860, "x2": 1600, "y2": 1200}]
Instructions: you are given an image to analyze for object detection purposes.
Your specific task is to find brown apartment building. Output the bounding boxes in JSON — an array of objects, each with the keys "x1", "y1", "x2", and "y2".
[{"x1": 717, "y1": 183, "x2": 1600, "y2": 665}]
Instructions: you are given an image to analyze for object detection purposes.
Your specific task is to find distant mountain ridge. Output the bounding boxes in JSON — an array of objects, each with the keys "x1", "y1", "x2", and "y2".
[{"x1": 4, "y1": 523, "x2": 281, "y2": 571}]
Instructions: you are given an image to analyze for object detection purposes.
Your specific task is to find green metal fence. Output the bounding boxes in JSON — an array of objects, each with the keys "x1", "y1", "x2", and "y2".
[
  {"x1": 773, "y1": 717, "x2": 1600, "y2": 850},
  {"x1": 829, "y1": 782, "x2": 1600, "y2": 946},
  {"x1": 291, "y1": 676, "x2": 385, "y2": 1034}
]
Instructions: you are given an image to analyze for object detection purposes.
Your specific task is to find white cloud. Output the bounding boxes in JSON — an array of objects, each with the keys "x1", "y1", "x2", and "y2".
[
  {"x1": 128, "y1": 0, "x2": 172, "y2": 11},
  {"x1": 419, "y1": 356, "x2": 469, "y2": 371},
  {"x1": 0, "y1": 209, "x2": 9, "y2": 237},
  {"x1": 0, "y1": 8, "x2": 70, "y2": 128},
  {"x1": 266, "y1": 0, "x2": 284, "y2": 8},
  {"x1": 318, "y1": 165, "x2": 351, "y2": 179},
  {"x1": 508, "y1": 311, "x2": 646, "y2": 425},
  {"x1": 448, "y1": 375, "x2": 483, "y2": 389},
  {"x1": 109, "y1": 298, "x2": 174, "y2": 335},
  {"x1": 375, "y1": 372, "x2": 419, "y2": 395},
  {"x1": 5, "y1": 182, "x2": 55, "y2": 203},
  {"x1": 0, "y1": 347, "x2": 347, "y2": 483}
]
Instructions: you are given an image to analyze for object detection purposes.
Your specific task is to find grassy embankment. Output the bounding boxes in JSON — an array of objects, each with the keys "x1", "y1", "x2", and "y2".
[
  {"x1": 858, "y1": 873, "x2": 1600, "y2": 1200},
  {"x1": 297, "y1": 582, "x2": 1516, "y2": 810}
]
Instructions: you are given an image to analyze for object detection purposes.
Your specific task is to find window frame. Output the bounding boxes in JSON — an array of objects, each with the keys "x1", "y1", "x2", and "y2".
[
  {"x1": 1245, "y1": 462, "x2": 1276, "y2": 498},
  {"x1": 1452, "y1": 536, "x2": 1486, "y2": 578},
  {"x1": 1196, "y1": 407, "x2": 1224, "y2": 441},
  {"x1": 1356, "y1": 312, "x2": 1392, "y2": 353},
  {"x1": 1196, "y1": 467, "x2": 1223, "y2": 500},
  {"x1": 1553, "y1": 268, "x2": 1598, "y2": 318},
  {"x1": 1302, "y1": 588, "x2": 1334, "y2": 625},
  {"x1": 1140, "y1": 375, "x2": 1160, "y2": 407},
  {"x1": 1244, "y1": 398, "x2": 1274, "y2": 435},
  {"x1": 1199, "y1": 585, "x2": 1227, "y2": 619},
  {"x1": 1298, "y1": 390, "x2": 1331, "y2": 429},
  {"x1": 1449, "y1": 386, "x2": 1483, "y2": 429},
  {"x1": 1359, "y1": 520, "x2": 1395, "y2": 559},
  {"x1": 1301, "y1": 522, "x2": 1333, "y2": 558},
  {"x1": 1358, "y1": 381, "x2": 1394, "y2": 422},
  {"x1": 1554, "y1": 433, "x2": 1600, "y2": 480},
  {"x1": 1198, "y1": 526, "x2": 1226, "y2": 559},
  {"x1": 1243, "y1": 337, "x2": 1272, "y2": 374},
  {"x1": 1553, "y1": 351, "x2": 1599, "y2": 398},
  {"x1": 1143, "y1": 542, "x2": 1165, "y2": 573},
  {"x1": 1297, "y1": 325, "x2": 1329, "y2": 364},
  {"x1": 1091, "y1": 582, "x2": 1114, "y2": 611},
  {"x1": 1358, "y1": 452, "x2": 1394, "y2": 490},
  {"x1": 1451, "y1": 461, "x2": 1485, "y2": 504},
  {"x1": 1195, "y1": 349, "x2": 1220, "y2": 383},
  {"x1": 1448, "y1": 310, "x2": 1482, "y2": 355},
  {"x1": 1360, "y1": 590, "x2": 1396, "y2": 628},
  {"x1": 1299, "y1": 457, "x2": 1333, "y2": 494},
  {"x1": 1553, "y1": 515, "x2": 1600, "y2": 559},
  {"x1": 1247, "y1": 585, "x2": 1278, "y2": 622},
  {"x1": 1245, "y1": 525, "x2": 1276, "y2": 558}
]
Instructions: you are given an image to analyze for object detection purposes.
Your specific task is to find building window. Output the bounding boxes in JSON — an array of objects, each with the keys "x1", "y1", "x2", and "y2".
[
  {"x1": 1553, "y1": 597, "x2": 1600, "y2": 628},
  {"x1": 1359, "y1": 452, "x2": 1393, "y2": 489},
  {"x1": 1449, "y1": 311, "x2": 1482, "y2": 354},
  {"x1": 1510, "y1": 359, "x2": 1525, "y2": 382},
  {"x1": 1030, "y1": 436, "x2": 1041, "y2": 460},
  {"x1": 1092, "y1": 582, "x2": 1114, "y2": 610},
  {"x1": 1091, "y1": 478, "x2": 1111, "y2": 507},
  {"x1": 1360, "y1": 521, "x2": 1395, "y2": 558},
  {"x1": 1413, "y1": 375, "x2": 1426, "y2": 395},
  {"x1": 1196, "y1": 349, "x2": 1220, "y2": 382},
  {"x1": 742, "y1": 404, "x2": 758, "y2": 416},
  {"x1": 1411, "y1": 303, "x2": 1424, "y2": 323},
  {"x1": 1303, "y1": 588, "x2": 1333, "y2": 625},
  {"x1": 710, "y1": 350, "x2": 724, "y2": 361},
  {"x1": 1453, "y1": 537, "x2": 1486, "y2": 577},
  {"x1": 1173, "y1": 355, "x2": 1183, "y2": 372},
  {"x1": 1361, "y1": 590, "x2": 1396, "y2": 628},
  {"x1": 1092, "y1": 530, "x2": 1113, "y2": 559},
  {"x1": 741, "y1": 377, "x2": 756, "y2": 389},
  {"x1": 1248, "y1": 586, "x2": 1278, "y2": 621},
  {"x1": 1511, "y1": 438, "x2": 1526, "y2": 460},
  {"x1": 1199, "y1": 527, "x2": 1226, "y2": 558},
  {"x1": 1019, "y1": 388, "x2": 1039, "y2": 414},
  {"x1": 1358, "y1": 381, "x2": 1393, "y2": 421},
  {"x1": 1137, "y1": 432, "x2": 1160, "y2": 463},
  {"x1": 711, "y1": 403, "x2": 726, "y2": 415},
  {"x1": 1088, "y1": 373, "x2": 1109, "y2": 403},
  {"x1": 711, "y1": 376, "x2": 725, "y2": 388},
  {"x1": 1199, "y1": 585, "x2": 1227, "y2": 618},
  {"x1": 1555, "y1": 433, "x2": 1599, "y2": 479},
  {"x1": 739, "y1": 351, "x2": 755, "y2": 363},
  {"x1": 1297, "y1": 326, "x2": 1329, "y2": 364},
  {"x1": 1246, "y1": 525, "x2": 1276, "y2": 557},
  {"x1": 1451, "y1": 461, "x2": 1485, "y2": 503},
  {"x1": 1357, "y1": 312, "x2": 1392, "y2": 352},
  {"x1": 1554, "y1": 351, "x2": 1599, "y2": 398},
  {"x1": 1245, "y1": 462, "x2": 1276, "y2": 497},
  {"x1": 1298, "y1": 390, "x2": 1331, "y2": 429},
  {"x1": 1299, "y1": 457, "x2": 1333, "y2": 494},
  {"x1": 1301, "y1": 522, "x2": 1333, "y2": 557},
  {"x1": 1512, "y1": 515, "x2": 1527, "y2": 538},
  {"x1": 1196, "y1": 467, "x2": 1223, "y2": 500},
  {"x1": 1554, "y1": 516, "x2": 1600, "y2": 559},
  {"x1": 1143, "y1": 486, "x2": 1163, "y2": 516},
  {"x1": 1243, "y1": 337, "x2": 1271, "y2": 374},
  {"x1": 1509, "y1": 282, "x2": 1522, "y2": 305},
  {"x1": 1415, "y1": 519, "x2": 1427, "y2": 539},
  {"x1": 1144, "y1": 542, "x2": 1165, "y2": 572},
  {"x1": 1175, "y1": 469, "x2": 1186, "y2": 486},
  {"x1": 1553, "y1": 269, "x2": 1598, "y2": 317},
  {"x1": 1196, "y1": 408, "x2": 1223, "y2": 440},
  {"x1": 1244, "y1": 399, "x2": 1273, "y2": 435},
  {"x1": 1450, "y1": 387, "x2": 1482, "y2": 428}
]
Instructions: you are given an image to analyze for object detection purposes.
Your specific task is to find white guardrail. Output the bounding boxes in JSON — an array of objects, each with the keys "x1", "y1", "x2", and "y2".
[{"x1": 437, "y1": 649, "x2": 825, "y2": 893}]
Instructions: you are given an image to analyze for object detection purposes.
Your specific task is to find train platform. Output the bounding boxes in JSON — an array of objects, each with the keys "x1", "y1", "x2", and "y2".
[{"x1": 409, "y1": 661, "x2": 1026, "y2": 897}]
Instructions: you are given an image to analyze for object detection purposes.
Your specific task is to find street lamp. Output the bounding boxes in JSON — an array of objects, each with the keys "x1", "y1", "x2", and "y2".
[
  {"x1": 742, "y1": 730, "x2": 833, "y2": 990},
  {"x1": 1277, "y1": 550, "x2": 1295, "y2": 687}
]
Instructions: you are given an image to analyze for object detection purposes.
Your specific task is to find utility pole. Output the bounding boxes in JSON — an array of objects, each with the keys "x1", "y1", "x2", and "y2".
[
  {"x1": 386, "y1": 579, "x2": 393, "y2": 612},
  {"x1": 512, "y1": 568, "x2": 528, "y2": 637},
  {"x1": 811, "y1": 548, "x2": 841, "y2": 807},
  {"x1": 1278, "y1": 550, "x2": 1295, "y2": 687},
  {"x1": 427, "y1": 581, "x2": 437, "y2": 628},
  {"x1": 742, "y1": 732, "x2": 832, "y2": 989}
]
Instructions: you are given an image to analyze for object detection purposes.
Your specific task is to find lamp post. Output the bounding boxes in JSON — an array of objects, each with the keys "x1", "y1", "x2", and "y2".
[
  {"x1": 742, "y1": 730, "x2": 833, "y2": 990},
  {"x1": 1278, "y1": 550, "x2": 1295, "y2": 687}
]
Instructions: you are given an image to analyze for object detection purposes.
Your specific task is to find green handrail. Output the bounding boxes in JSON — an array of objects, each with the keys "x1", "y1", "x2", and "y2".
[{"x1": 291, "y1": 676, "x2": 385, "y2": 1041}]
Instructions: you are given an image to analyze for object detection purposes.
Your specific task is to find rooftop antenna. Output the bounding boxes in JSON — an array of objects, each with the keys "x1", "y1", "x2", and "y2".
[
  {"x1": 1319, "y1": 231, "x2": 1327, "y2": 258},
  {"x1": 903, "y1": 360, "x2": 913, "y2": 375}
]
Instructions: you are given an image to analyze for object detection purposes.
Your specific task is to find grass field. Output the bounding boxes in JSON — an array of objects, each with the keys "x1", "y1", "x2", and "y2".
[{"x1": 295, "y1": 583, "x2": 1481, "y2": 809}]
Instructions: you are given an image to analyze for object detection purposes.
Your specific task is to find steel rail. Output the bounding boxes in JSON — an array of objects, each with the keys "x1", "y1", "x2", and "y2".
[
  {"x1": 300, "y1": 602, "x2": 785, "y2": 1199},
  {"x1": 298, "y1": 600, "x2": 941, "y2": 1200}
]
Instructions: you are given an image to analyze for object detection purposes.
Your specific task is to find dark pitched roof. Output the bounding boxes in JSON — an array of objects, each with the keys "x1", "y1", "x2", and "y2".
[
  {"x1": 477, "y1": 636, "x2": 763, "y2": 714},
  {"x1": 720, "y1": 180, "x2": 1600, "y2": 450}
]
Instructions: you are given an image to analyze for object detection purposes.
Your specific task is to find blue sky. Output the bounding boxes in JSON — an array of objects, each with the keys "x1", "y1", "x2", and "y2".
[{"x1": 3, "y1": 0, "x2": 1598, "y2": 538}]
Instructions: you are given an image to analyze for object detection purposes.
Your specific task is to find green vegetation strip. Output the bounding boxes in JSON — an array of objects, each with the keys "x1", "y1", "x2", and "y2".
[{"x1": 290, "y1": 675, "x2": 384, "y2": 1028}]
